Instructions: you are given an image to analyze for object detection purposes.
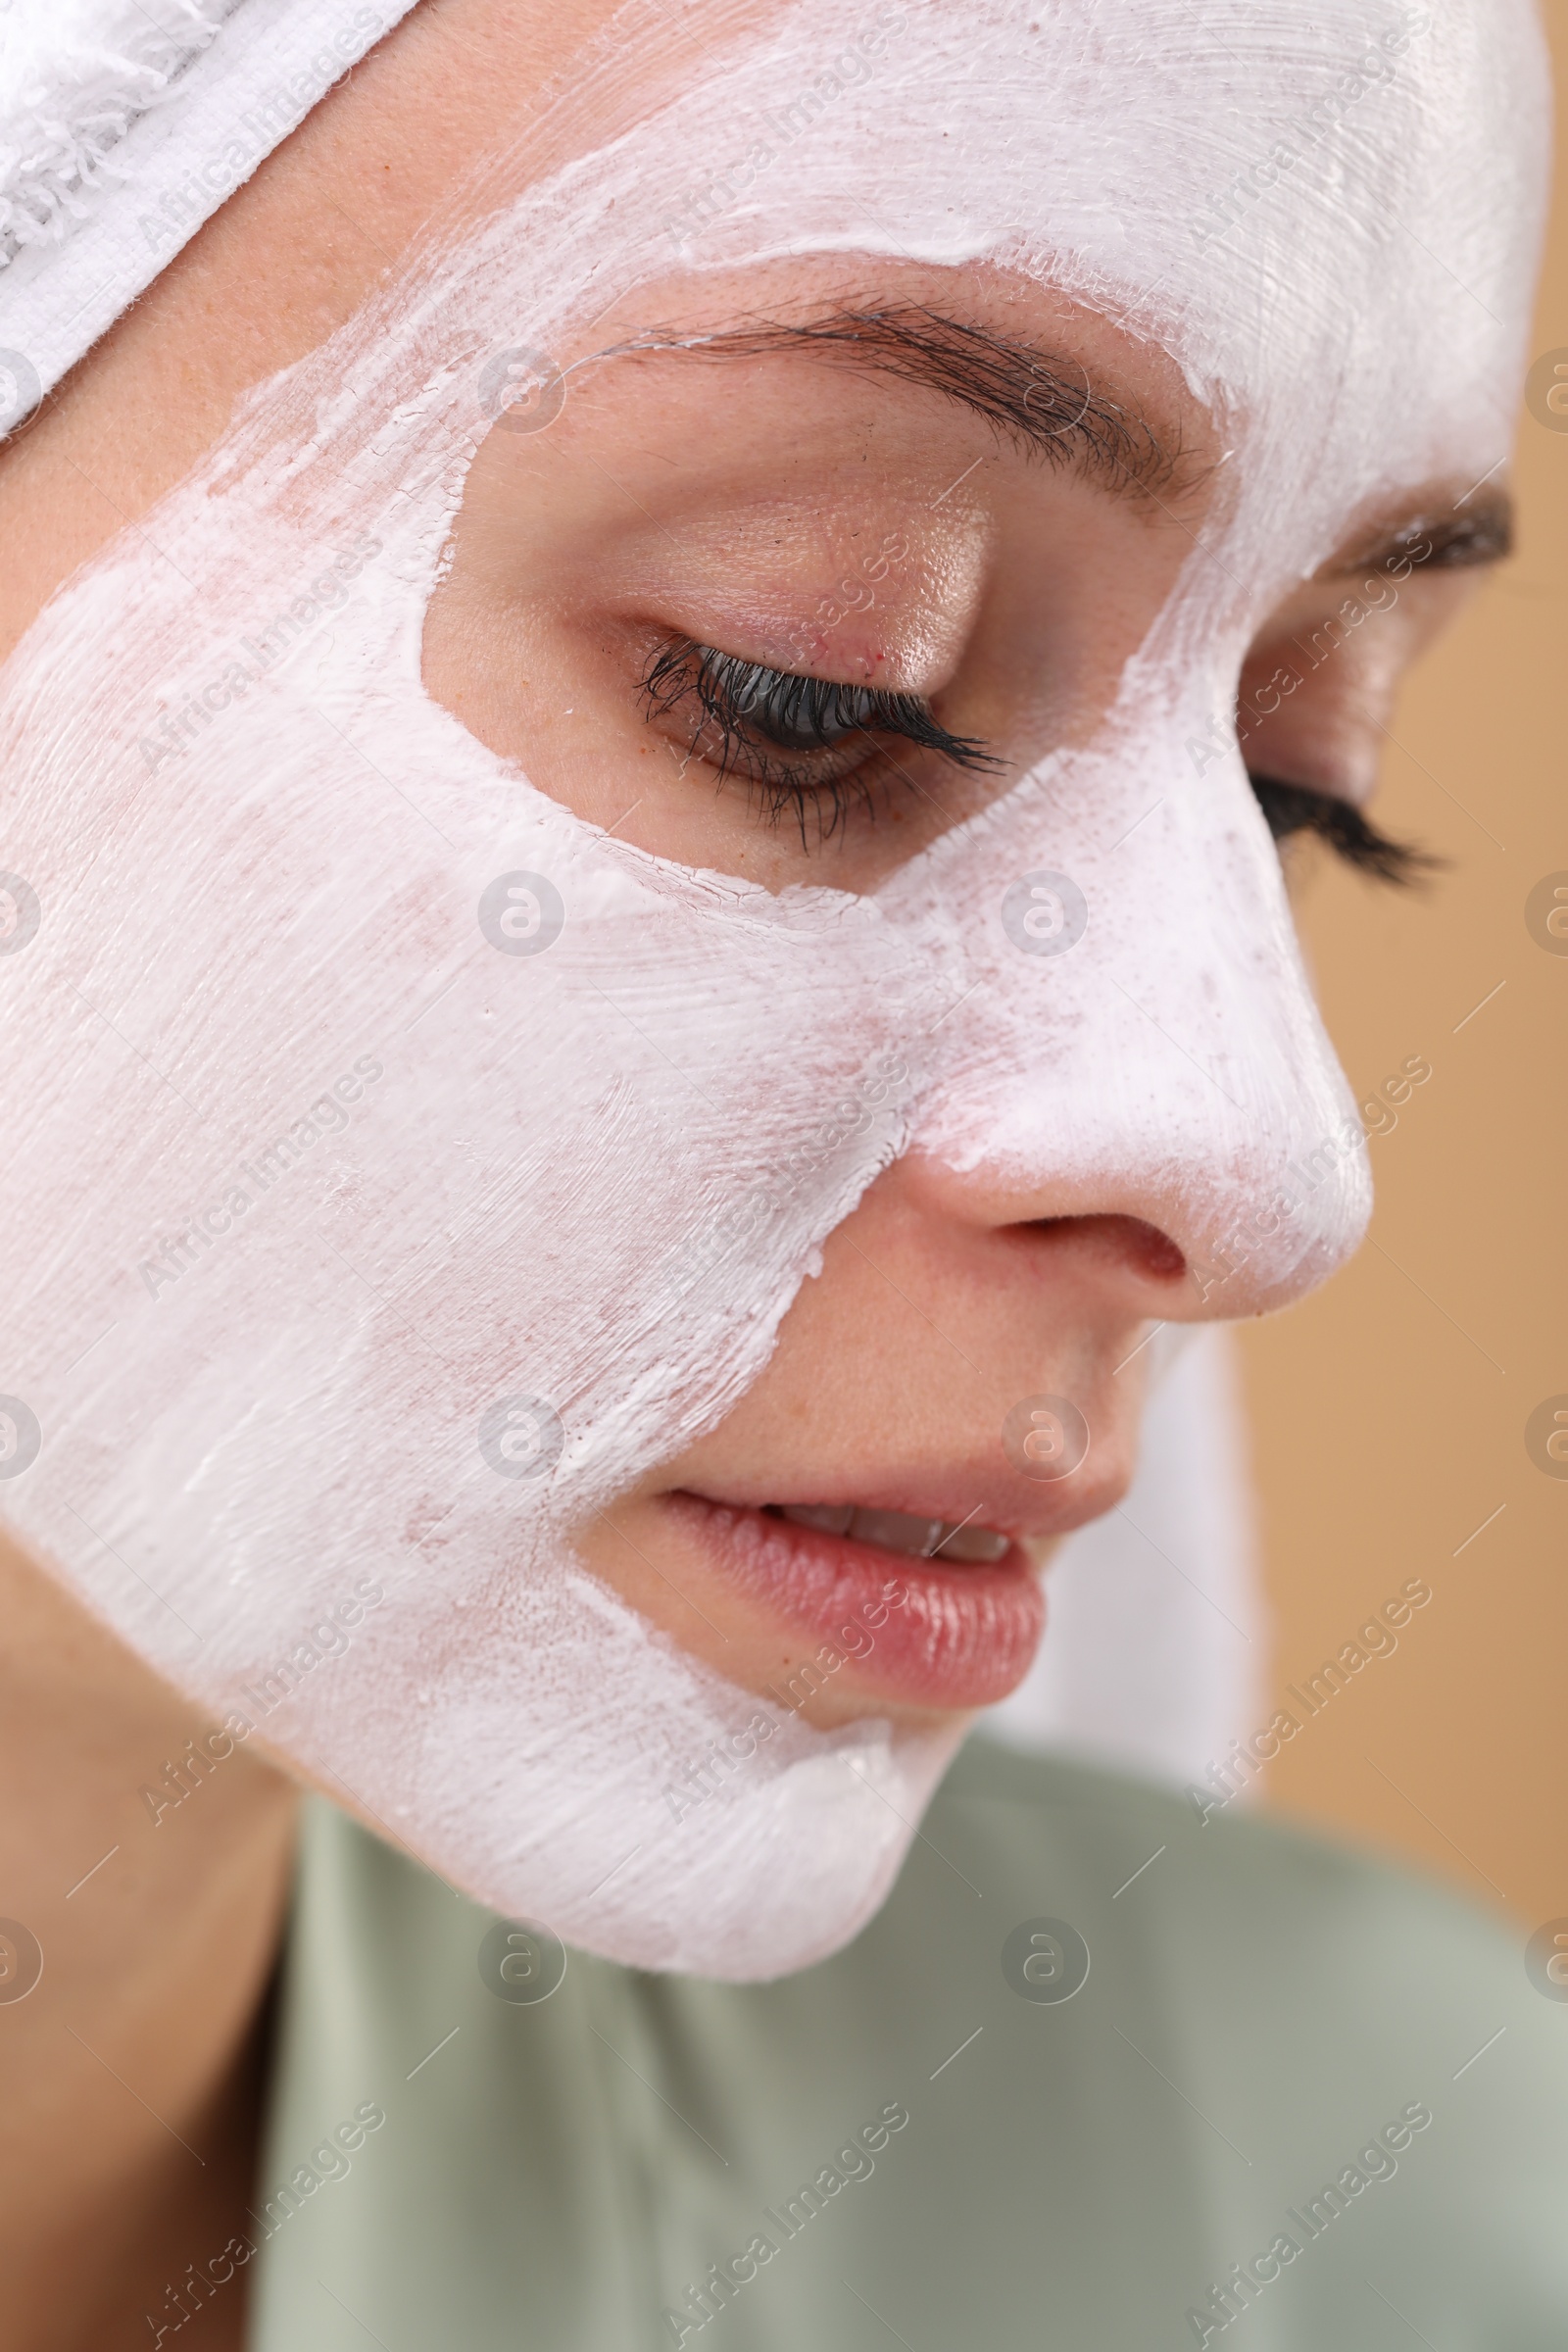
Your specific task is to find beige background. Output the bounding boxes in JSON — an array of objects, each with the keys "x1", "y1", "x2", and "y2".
[{"x1": 1241, "y1": 22, "x2": 1567, "y2": 1932}]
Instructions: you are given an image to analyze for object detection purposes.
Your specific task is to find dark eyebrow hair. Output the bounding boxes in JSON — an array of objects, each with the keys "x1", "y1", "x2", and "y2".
[
  {"x1": 1330, "y1": 489, "x2": 1515, "y2": 579},
  {"x1": 606, "y1": 306, "x2": 1190, "y2": 502}
]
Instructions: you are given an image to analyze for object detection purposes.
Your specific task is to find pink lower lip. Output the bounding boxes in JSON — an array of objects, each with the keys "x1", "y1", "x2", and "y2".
[{"x1": 665, "y1": 1492, "x2": 1046, "y2": 1711}]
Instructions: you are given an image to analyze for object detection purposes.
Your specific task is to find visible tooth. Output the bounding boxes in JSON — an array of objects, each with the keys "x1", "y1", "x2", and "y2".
[
  {"x1": 929, "y1": 1522, "x2": 1011, "y2": 1565},
  {"x1": 778, "y1": 1502, "x2": 1012, "y2": 1565},
  {"x1": 780, "y1": 1502, "x2": 855, "y2": 1537},
  {"x1": 848, "y1": 1506, "x2": 946, "y2": 1558}
]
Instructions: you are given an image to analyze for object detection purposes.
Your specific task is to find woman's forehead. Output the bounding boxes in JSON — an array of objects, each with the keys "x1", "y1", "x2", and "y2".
[
  {"x1": 382, "y1": 0, "x2": 1543, "y2": 605},
  {"x1": 411, "y1": 2, "x2": 1538, "y2": 441}
]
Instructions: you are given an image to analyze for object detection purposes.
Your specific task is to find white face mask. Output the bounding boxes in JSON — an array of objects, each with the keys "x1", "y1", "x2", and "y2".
[{"x1": 0, "y1": 0, "x2": 1544, "y2": 1977}]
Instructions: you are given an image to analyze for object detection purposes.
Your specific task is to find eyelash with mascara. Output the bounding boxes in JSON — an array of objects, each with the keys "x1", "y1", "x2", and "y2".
[
  {"x1": 641, "y1": 637, "x2": 1428, "y2": 884},
  {"x1": 1246, "y1": 774, "x2": 1436, "y2": 886},
  {"x1": 641, "y1": 637, "x2": 1001, "y2": 845}
]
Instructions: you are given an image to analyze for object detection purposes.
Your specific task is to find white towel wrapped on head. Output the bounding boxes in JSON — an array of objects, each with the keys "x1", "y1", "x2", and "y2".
[{"x1": 0, "y1": 0, "x2": 417, "y2": 416}]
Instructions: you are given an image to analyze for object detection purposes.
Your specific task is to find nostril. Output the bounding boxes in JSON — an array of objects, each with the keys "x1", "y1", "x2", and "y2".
[
  {"x1": 1020, "y1": 1212, "x2": 1189, "y2": 1282},
  {"x1": 1112, "y1": 1215, "x2": 1189, "y2": 1282}
]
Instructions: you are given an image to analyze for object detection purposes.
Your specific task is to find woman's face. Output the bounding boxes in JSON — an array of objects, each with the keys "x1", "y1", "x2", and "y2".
[
  {"x1": 0, "y1": 0, "x2": 1544, "y2": 1974},
  {"x1": 422, "y1": 251, "x2": 1497, "y2": 1725}
]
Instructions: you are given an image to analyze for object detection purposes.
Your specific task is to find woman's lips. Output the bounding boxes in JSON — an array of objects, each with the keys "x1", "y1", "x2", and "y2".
[{"x1": 665, "y1": 1490, "x2": 1047, "y2": 1712}]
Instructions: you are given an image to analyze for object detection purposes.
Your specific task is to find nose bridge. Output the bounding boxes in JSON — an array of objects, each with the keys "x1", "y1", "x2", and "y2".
[{"x1": 892, "y1": 716, "x2": 1372, "y2": 1316}]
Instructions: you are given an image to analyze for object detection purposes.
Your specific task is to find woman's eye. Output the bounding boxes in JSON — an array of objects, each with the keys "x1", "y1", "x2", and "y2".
[
  {"x1": 1247, "y1": 772, "x2": 1436, "y2": 887},
  {"x1": 635, "y1": 652, "x2": 1428, "y2": 884},
  {"x1": 640, "y1": 637, "x2": 1001, "y2": 844}
]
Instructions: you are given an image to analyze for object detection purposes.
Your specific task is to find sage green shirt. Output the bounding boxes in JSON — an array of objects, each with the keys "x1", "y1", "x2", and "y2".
[{"x1": 251, "y1": 1738, "x2": 1568, "y2": 2347}]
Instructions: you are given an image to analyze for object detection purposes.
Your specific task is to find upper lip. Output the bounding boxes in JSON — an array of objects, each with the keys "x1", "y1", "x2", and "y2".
[{"x1": 677, "y1": 1469, "x2": 1121, "y2": 1545}]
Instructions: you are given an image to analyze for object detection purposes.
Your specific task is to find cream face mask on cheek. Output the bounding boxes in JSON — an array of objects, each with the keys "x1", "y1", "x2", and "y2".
[{"x1": 0, "y1": 0, "x2": 1545, "y2": 1977}]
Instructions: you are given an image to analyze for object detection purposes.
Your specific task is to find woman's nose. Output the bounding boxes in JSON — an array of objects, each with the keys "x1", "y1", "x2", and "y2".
[{"x1": 885, "y1": 735, "x2": 1371, "y2": 1321}]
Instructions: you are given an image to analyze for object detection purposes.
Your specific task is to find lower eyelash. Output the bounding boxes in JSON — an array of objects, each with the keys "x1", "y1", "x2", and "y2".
[
  {"x1": 750, "y1": 766, "x2": 885, "y2": 846},
  {"x1": 1247, "y1": 773, "x2": 1438, "y2": 886}
]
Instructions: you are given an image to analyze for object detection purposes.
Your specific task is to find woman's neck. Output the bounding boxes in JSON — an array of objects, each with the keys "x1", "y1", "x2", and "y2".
[{"x1": 0, "y1": 1531, "x2": 297, "y2": 2351}]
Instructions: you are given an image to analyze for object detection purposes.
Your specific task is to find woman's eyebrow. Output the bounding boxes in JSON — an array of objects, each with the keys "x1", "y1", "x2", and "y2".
[
  {"x1": 607, "y1": 305, "x2": 1190, "y2": 502},
  {"x1": 1327, "y1": 487, "x2": 1515, "y2": 578}
]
